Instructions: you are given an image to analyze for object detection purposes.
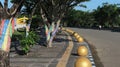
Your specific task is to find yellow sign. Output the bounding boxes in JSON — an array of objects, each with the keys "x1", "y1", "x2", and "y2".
[{"x1": 16, "y1": 16, "x2": 28, "y2": 24}]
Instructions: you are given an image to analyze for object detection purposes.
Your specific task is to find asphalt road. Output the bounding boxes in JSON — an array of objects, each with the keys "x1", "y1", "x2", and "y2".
[{"x1": 69, "y1": 27, "x2": 120, "y2": 67}]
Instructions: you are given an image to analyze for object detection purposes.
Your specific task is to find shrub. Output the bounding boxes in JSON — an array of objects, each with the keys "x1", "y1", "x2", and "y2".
[{"x1": 20, "y1": 31, "x2": 39, "y2": 53}]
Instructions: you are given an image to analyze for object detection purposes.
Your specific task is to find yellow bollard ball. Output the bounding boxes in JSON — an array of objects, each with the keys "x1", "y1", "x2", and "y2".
[
  {"x1": 66, "y1": 29, "x2": 69, "y2": 32},
  {"x1": 69, "y1": 30, "x2": 74, "y2": 34},
  {"x1": 61, "y1": 28, "x2": 65, "y2": 30},
  {"x1": 77, "y1": 37, "x2": 84, "y2": 42},
  {"x1": 77, "y1": 45, "x2": 88, "y2": 56},
  {"x1": 73, "y1": 32, "x2": 78, "y2": 37},
  {"x1": 75, "y1": 35, "x2": 80, "y2": 39},
  {"x1": 75, "y1": 57, "x2": 92, "y2": 67},
  {"x1": 67, "y1": 29, "x2": 71, "y2": 33},
  {"x1": 66, "y1": 29, "x2": 74, "y2": 34}
]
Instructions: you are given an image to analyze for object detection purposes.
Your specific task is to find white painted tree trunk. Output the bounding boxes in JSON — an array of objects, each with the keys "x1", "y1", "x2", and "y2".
[{"x1": 48, "y1": 19, "x2": 61, "y2": 47}]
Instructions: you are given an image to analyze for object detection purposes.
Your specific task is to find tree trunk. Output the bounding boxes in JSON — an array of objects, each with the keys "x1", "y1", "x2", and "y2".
[
  {"x1": 0, "y1": 1, "x2": 24, "y2": 66},
  {"x1": 48, "y1": 19, "x2": 61, "y2": 47},
  {"x1": 0, "y1": 50, "x2": 9, "y2": 67}
]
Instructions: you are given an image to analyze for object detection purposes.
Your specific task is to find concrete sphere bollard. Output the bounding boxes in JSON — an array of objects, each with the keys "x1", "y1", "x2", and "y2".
[
  {"x1": 77, "y1": 37, "x2": 84, "y2": 42},
  {"x1": 75, "y1": 35, "x2": 80, "y2": 39},
  {"x1": 65, "y1": 29, "x2": 74, "y2": 34},
  {"x1": 66, "y1": 29, "x2": 69, "y2": 32},
  {"x1": 73, "y1": 32, "x2": 78, "y2": 37},
  {"x1": 67, "y1": 29, "x2": 72, "y2": 33},
  {"x1": 69, "y1": 30, "x2": 74, "y2": 34},
  {"x1": 75, "y1": 57, "x2": 92, "y2": 67},
  {"x1": 77, "y1": 45, "x2": 88, "y2": 56},
  {"x1": 61, "y1": 28, "x2": 65, "y2": 31}
]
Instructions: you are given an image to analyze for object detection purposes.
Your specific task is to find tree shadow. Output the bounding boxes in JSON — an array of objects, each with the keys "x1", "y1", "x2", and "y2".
[
  {"x1": 10, "y1": 40, "x2": 26, "y2": 55},
  {"x1": 71, "y1": 53, "x2": 79, "y2": 56}
]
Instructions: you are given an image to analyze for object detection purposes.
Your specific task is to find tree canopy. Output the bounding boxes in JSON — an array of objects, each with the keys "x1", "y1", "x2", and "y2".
[
  {"x1": 8, "y1": 0, "x2": 88, "y2": 47},
  {"x1": 0, "y1": 0, "x2": 24, "y2": 19},
  {"x1": 62, "y1": 3, "x2": 120, "y2": 29},
  {"x1": 93, "y1": 3, "x2": 120, "y2": 28}
]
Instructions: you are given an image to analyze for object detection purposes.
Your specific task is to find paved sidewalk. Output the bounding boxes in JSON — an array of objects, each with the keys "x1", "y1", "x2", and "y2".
[
  {"x1": 10, "y1": 29, "x2": 96, "y2": 67},
  {"x1": 10, "y1": 32, "x2": 69, "y2": 67}
]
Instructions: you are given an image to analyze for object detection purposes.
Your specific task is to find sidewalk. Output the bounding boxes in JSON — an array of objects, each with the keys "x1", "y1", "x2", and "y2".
[
  {"x1": 10, "y1": 31, "x2": 69, "y2": 67},
  {"x1": 10, "y1": 29, "x2": 96, "y2": 67}
]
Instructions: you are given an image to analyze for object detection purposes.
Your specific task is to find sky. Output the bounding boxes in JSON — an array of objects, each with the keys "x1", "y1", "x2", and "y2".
[
  {"x1": 0, "y1": 0, "x2": 120, "y2": 11},
  {"x1": 75, "y1": 0, "x2": 120, "y2": 11},
  {"x1": 0, "y1": 0, "x2": 12, "y2": 7}
]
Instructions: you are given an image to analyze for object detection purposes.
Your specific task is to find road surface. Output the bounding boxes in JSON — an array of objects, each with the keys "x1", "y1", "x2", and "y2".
[{"x1": 69, "y1": 27, "x2": 120, "y2": 67}]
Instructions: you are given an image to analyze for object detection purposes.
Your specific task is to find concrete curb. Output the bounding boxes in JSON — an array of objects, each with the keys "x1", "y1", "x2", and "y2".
[{"x1": 84, "y1": 39, "x2": 104, "y2": 67}]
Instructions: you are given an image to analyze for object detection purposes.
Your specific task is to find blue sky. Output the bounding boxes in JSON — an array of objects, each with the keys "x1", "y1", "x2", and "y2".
[
  {"x1": 0, "y1": 0, "x2": 120, "y2": 11},
  {"x1": 75, "y1": 0, "x2": 120, "y2": 11},
  {"x1": 0, "y1": 0, "x2": 12, "y2": 7}
]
